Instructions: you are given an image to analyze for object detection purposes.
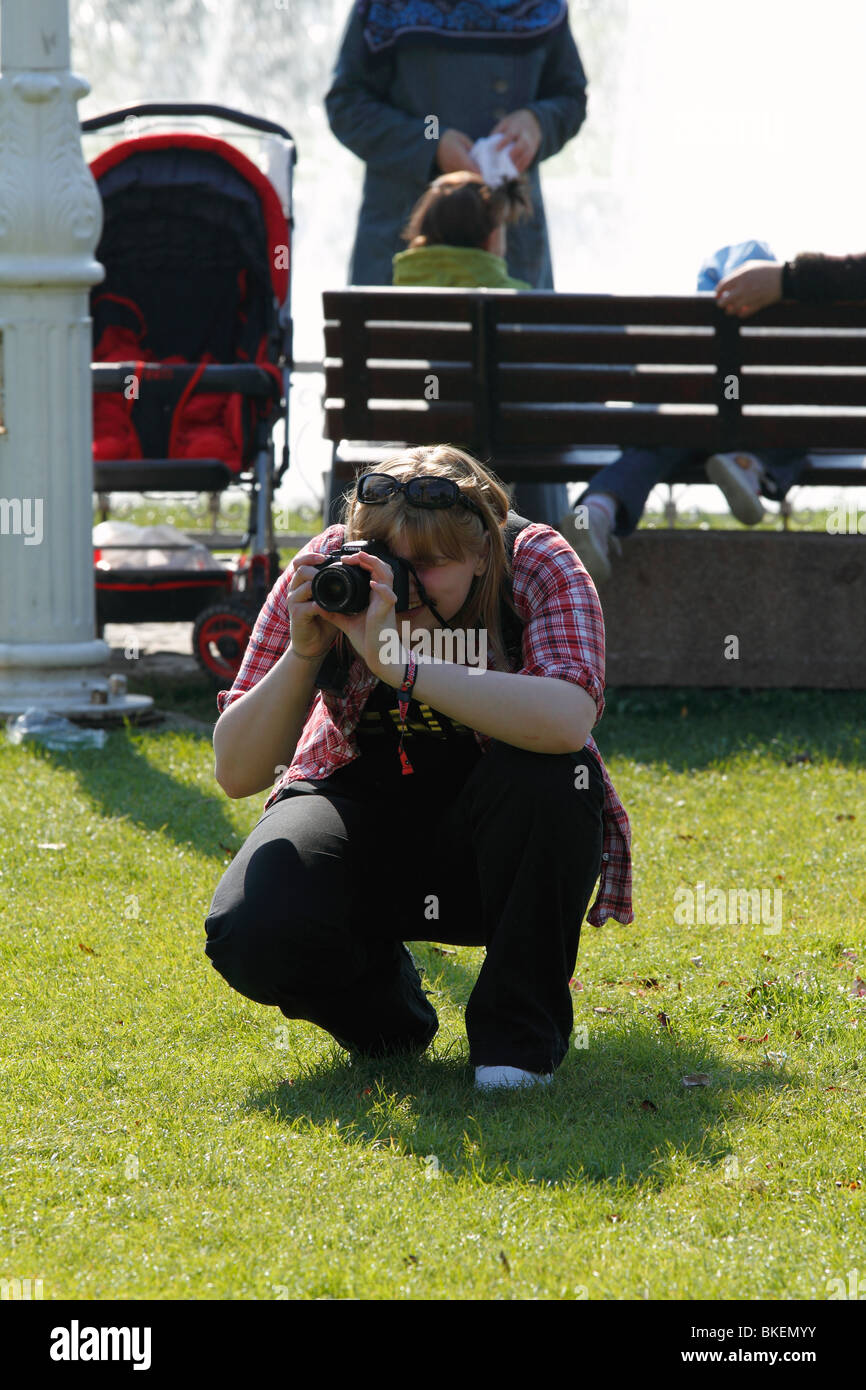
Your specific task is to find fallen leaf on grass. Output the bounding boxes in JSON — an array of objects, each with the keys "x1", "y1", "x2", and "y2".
[
  {"x1": 605, "y1": 1213, "x2": 623, "y2": 1224},
  {"x1": 499, "y1": 1251, "x2": 511, "y2": 1274},
  {"x1": 834, "y1": 1180, "x2": 862, "y2": 1190},
  {"x1": 682, "y1": 1074, "x2": 710, "y2": 1087},
  {"x1": 849, "y1": 978, "x2": 866, "y2": 998},
  {"x1": 840, "y1": 948, "x2": 858, "y2": 962},
  {"x1": 432, "y1": 946, "x2": 457, "y2": 957},
  {"x1": 676, "y1": 833, "x2": 694, "y2": 841},
  {"x1": 824, "y1": 1086, "x2": 848, "y2": 1092},
  {"x1": 78, "y1": 942, "x2": 98, "y2": 955},
  {"x1": 737, "y1": 1031, "x2": 770, "y2": 1044},
  {"x1": 690, "y1": 957, "x2": 703, "y2": 967},
  {"x1": 747, "y1": 979, "x2": 777, "y2": 998},
  {"x1": 638, "y1": 977, "x2": 661, "y2": 989},
  {"x1": 403, "y1": 1254, "x2": 419, "y2": 1266},
  {"x1": 835, "y1": 813, "x2": 856, "y2": 821},
  {"x1": 640, "y1": 1099, "x2": 658, "y2": 1112},
  {"x1": 218, "y1": 842, "x2": 237, "y2": 860},
  {"x1": 569, "y1": 977, "x2": 585, "y2": 991},
  {"x1": 592, "y1": 1006, "x2": 614, "y2": 1016},
  {"x1": 657, "y1": 1012, "x2": 672, "y2": 1031}
]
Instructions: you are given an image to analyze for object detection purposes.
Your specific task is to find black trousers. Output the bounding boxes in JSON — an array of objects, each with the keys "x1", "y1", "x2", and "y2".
[{"x1": 204, "y1": 740, "x2": 605, "y2": 1074}]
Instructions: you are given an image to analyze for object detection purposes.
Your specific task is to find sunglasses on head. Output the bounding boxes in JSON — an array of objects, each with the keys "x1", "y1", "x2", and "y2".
[{"x1": 355, "y1": 472, "x2": 485, "y2": 520}]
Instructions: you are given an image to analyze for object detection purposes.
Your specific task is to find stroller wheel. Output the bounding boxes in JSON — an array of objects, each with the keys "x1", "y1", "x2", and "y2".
[{"x1": 193, "y1": 600, "x2": 257, "y2": 686}]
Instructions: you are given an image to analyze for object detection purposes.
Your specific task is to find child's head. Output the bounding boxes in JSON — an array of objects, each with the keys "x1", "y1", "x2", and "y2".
[{"x1": 401, "y1": 172, "x2": 531, "y2": 257}]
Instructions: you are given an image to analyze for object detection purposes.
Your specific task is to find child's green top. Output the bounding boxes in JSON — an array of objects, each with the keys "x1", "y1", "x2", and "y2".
[{"x1": 392, "y1": 243, "x2": 530, "y2": 289}]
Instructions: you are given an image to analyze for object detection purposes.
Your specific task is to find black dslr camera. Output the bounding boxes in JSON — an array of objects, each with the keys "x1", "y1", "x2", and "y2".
[{"x1": 310, "y1": 540, "x2": 412, "y2": 614}]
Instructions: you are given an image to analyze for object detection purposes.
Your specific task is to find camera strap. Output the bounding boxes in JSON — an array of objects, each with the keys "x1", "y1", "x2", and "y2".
[{"x1": 406, "y1": 565, "x2": 448, "y2": 630}]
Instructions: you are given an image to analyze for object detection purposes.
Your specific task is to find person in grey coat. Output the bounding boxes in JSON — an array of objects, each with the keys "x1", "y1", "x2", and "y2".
[
  {"x1": 326, "y1": 0, "x2": 588, "y2": 288},
  {"x1": 324, "y1": 0, "x2": 588, "y2": 525}
]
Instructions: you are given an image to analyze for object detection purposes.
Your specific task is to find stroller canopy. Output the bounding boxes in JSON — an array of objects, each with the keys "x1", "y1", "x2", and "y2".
[
  {"x1": 89, "y1": 133, "x2": 289, "y2": 470},
  {"x1": 90, "y1": 133, "x2": 288, "y2": 365}
]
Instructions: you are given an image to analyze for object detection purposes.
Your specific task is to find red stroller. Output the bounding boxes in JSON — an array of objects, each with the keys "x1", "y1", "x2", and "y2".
[{"x1": 82, "y1": 103, "x2": 295, "y2": 684}]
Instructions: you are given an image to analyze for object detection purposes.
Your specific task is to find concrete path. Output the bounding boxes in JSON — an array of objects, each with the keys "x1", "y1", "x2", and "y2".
[{"x1": 103, "y1": 622, "x2": 198, "y2": 679}]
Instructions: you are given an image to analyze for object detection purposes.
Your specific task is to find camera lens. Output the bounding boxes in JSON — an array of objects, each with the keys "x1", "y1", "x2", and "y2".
[{"x1": 311, "y1": 563, "x2": 369, "y2": 613}]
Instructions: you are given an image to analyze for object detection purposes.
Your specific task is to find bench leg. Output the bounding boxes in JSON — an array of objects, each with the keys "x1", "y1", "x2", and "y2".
[{"x1": 325, "y1": 454, "x2": 357, "y2": 526}]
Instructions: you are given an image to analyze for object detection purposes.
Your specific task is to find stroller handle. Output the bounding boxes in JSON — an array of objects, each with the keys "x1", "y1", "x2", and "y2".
[{"x1": 81, "y1": 102, "x2": 297, "y2": 159}]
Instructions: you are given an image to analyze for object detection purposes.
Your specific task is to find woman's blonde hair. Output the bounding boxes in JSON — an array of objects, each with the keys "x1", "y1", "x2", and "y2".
[{"x1": 339, "y1": 445, "x2": 518, "y2": 671}]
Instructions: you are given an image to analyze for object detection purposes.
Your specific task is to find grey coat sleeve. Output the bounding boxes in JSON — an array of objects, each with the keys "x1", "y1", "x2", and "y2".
[
  {"x1": 525, "y1": 23, "x2": 588, "y2": 165},
  {"x1": 324, "y1": 7, "x2": 439, "y2": 183}
]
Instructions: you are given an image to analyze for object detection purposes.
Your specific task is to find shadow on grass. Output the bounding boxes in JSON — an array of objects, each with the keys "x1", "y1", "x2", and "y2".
[
  {"x1": 245, "y1": 1023, "x2": 793, "y2": 1191},
  {"x1": 20, "y1": 711, "x2": 243, "y2": 862},
  {"x1": 597, "y1": 688, "x2": 866, "y2": 772},
  {"x1": 120, "y1": 668, "x2": 223, "y2": 726}
]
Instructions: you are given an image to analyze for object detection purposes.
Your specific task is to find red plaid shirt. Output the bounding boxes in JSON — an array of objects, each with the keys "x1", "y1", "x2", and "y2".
[{"x1": 217, "y1": 521, "x2": 633, "y2": 925}]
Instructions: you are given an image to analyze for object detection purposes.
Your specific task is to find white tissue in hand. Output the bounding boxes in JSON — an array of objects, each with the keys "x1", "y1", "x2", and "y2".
[{"x1": 470, "y1": 135, "x2": 519, "y2": 188}]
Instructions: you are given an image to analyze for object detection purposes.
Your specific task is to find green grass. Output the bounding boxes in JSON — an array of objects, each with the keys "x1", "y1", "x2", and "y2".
[
  {"x1": 96, "y1": 492, "x2": 851, "y2": 537},
  {"x1": 1, "y1": 688, "x2": 864, "y2": 1300},
  {"x1": 94, "y1": 493, "x2": 322, "y2": 538},
  {"x1": 636, "y1": 505, "x2": 845, "y2": 533}
]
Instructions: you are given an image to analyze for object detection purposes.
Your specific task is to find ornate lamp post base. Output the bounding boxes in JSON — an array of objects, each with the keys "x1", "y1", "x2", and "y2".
[
  {"x1": 0, "y1": 1, "x2": 152, "y2": 719},
  {"x1": 0, "y1": 641, "x2": 151, "y2": 717}
]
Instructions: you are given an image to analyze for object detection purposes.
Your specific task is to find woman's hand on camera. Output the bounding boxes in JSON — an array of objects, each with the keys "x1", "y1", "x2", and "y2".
[
  {"x1": 285, "y1": 548, "x2": 340, "y2": 662},
  {"x1": 323, "y1": 551, "x2": 407, "y2": 683}
]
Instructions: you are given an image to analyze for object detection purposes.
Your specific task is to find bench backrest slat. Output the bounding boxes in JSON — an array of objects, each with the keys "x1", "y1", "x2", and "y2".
[
  {"x1": 495, "y1": 407, "x2": 866, "y2": 452},
  {"x1": 738, "y1": 334, "x2": 866, "y2": 367}
]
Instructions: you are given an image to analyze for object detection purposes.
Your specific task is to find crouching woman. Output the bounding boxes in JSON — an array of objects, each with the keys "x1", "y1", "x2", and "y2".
[{"x1": 204, "y1": 446, "x2": 633, "y2": 1090}]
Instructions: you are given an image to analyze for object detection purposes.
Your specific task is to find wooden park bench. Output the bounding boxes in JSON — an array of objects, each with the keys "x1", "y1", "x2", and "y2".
[
  {"x1": 322, "y1": 288, "x2": 866, "y2": 688},
  {"x1": 322, "y1": 286, "x2": 866, "y2": 512}
]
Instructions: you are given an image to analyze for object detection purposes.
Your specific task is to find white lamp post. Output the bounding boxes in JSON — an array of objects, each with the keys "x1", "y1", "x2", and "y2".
[{"x1": 0, "y1": 0, "x2": 150, "y2": 717}]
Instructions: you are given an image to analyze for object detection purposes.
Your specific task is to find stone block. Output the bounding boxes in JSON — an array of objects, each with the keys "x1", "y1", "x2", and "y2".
[{"x1": 592, "y1": 532, "x2": 866, "y2": 687}]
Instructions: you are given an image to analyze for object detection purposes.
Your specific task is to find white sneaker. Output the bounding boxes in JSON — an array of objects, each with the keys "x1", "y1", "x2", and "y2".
[
  {"x1": 560, "y1": 503, "x2": 620, "y2": 583},
  {"x1": 705, "y1": 452, "x2": 766, "y2": 525},
  {"x1": 475, "y1": 1065, "x2": 553, "y2": 1090}
]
